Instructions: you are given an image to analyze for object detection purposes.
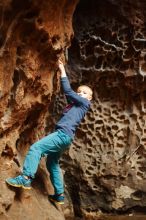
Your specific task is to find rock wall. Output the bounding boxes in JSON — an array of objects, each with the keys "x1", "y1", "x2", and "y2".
[
  {"x1": 1, "y1": 0, "x2": 146, "y2": 219},
  {"x1": 0, "y1": 0, "x2": 78, "y2": 219},
  {"x1": 59, "y1": 0, "x2": 146, "y2": 219}
]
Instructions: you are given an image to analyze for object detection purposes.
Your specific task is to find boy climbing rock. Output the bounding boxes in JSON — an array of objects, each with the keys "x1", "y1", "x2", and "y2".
[{"x1": 6, "y1": 60, "x2": 93, "y2": 204}]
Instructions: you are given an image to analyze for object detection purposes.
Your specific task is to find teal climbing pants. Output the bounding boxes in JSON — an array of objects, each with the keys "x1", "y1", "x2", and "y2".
[{"x1": 23, "y1": 130, "x2": 72, "y2": 194}]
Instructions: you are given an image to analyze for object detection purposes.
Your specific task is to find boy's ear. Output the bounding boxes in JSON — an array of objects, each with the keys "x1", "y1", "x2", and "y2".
[{"x1": 88, "y1": 95, "x2": 92, "y2": 101}]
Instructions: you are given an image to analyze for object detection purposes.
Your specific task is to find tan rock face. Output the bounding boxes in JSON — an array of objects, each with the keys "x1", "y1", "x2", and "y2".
[{"x1": 0, "y1": 0, "x2": 78, "y2": 219}]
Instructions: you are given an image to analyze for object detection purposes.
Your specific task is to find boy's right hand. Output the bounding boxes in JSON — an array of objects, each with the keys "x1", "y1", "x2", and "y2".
[
  {"x1": 58, "y1": 60, "x2": 65, "y2": 71},
  {"x1": 58, "y1": 60, "x2": 66, "y2": 77}
]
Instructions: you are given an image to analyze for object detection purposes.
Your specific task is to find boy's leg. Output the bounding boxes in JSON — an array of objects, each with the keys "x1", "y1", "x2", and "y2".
[
  {"x1": 46, "y1": 153, "x2": 63, "y2": 195},
  {"x1": 23, "y1": 130, "x2": 71, "y2": 178},
  {"x1": 6, "y1": 130, "x2": 72, "y2": 189},
  {"x1": 46, "y1": 153, "x2": 65, "y2": 204},
  {"x1": 46, "y1": 131, "x2": 72, "y2": 204}
]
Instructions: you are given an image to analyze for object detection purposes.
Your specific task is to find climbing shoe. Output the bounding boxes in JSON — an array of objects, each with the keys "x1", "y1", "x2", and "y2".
[
  {"x1": 48, "y1": 194, "x2": 64, "y2": 204},
  {"x1": 6, "y1": 175, "x2": 32, "y2": 189}
]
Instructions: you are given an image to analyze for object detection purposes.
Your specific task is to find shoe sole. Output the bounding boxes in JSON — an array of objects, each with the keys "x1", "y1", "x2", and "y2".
[
  {"x1": 49, "y1": 198, "x2": 64, "y2": 205},
  {"x1": 6, "y1": 180, "x2": 31, "y2": 190}
]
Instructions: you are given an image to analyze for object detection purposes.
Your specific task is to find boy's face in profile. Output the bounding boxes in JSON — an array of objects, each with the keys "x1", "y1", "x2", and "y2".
[{"x1": 77, "y1": 85, "x2": 93, "y2": 101}]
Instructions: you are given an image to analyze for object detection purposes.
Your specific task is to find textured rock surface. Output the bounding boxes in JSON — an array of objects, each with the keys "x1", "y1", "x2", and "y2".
[
  {"x1": 1, "y1": 0, "x2": 146, "y2": 220},
  {"x1": 60, "y1": 0, "x2": 146, "y2": 219},
  {"x1": 0, "y1": 0, "x2": 78, "y2": 219}
]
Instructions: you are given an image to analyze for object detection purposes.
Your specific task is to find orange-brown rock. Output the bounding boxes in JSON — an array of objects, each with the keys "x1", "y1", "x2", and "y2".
[{"x1": 0, "y1": 0, "x2": 78, "y2": 219}]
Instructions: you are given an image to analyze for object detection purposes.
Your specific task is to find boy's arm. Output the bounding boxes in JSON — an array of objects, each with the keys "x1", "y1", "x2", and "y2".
[
  {"x1": 58, "y1": 60, "x2": 72, "y2": 104},
  {"x1": 58, "y1": 60, "x2": 90, "y2": 106}
]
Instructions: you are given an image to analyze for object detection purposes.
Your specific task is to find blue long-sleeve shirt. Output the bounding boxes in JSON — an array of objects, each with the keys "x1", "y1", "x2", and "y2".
[{"x1": 55, "y1": 77, "x2": 91, "y2": 138}]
